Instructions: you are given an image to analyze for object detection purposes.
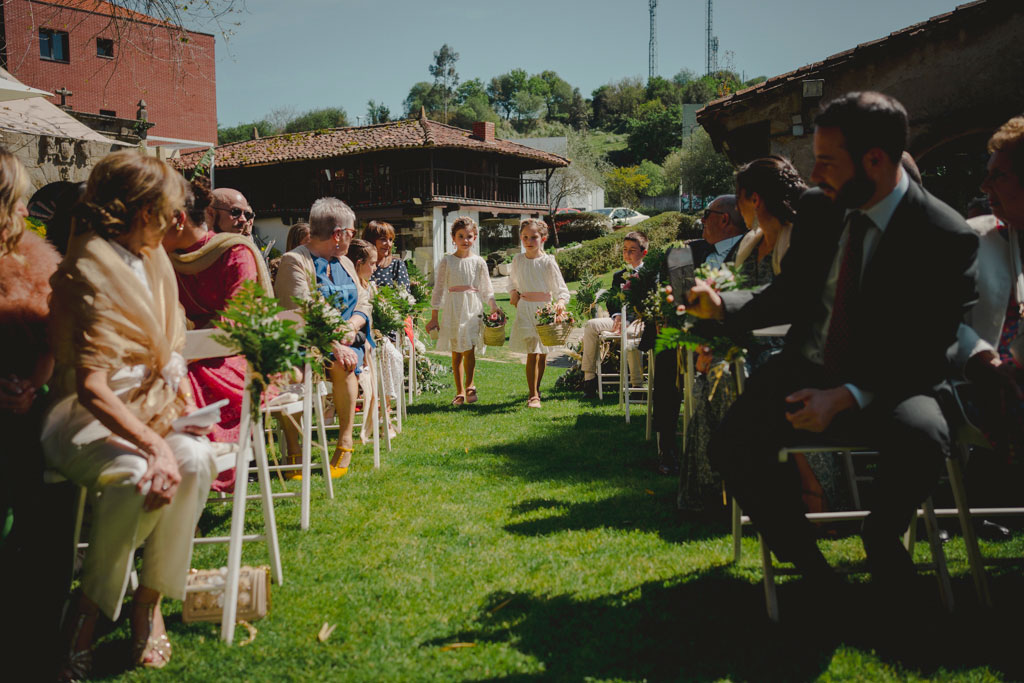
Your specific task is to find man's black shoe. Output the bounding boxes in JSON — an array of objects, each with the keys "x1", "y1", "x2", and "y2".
[{"x1": 582, "y1": 378, "x2": 598, "y2": 398}]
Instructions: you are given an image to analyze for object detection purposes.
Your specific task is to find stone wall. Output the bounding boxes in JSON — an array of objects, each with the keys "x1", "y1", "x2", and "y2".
[
  {"x1": 698, "y1": 2, "x2": 1024, "y2": 177},
  {"x1": 0, "y1": 129, "x2": 122, "y2": 189}
]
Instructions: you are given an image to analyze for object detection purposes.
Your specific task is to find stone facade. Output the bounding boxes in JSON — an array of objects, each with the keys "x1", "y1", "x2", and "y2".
[{"x1": 697, "y1": 1, "x2": 1024, "y2": 184}]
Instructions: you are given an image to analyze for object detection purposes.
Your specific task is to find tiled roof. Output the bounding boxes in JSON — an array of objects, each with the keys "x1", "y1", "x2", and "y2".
[
  {"x1": 698, "y1": 0, "x2": 991, "y2": 119},
  {"x1": 38, "y1": 0, "x2": 175, "y2": 28},
  {"x1": 172, "y1": 115, "x2": 570, "y2": 170}
]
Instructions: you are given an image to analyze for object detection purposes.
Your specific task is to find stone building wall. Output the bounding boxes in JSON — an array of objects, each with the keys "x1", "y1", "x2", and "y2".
[{"x1": 0, "y1": 129, "x2": 122, "y2": 189}]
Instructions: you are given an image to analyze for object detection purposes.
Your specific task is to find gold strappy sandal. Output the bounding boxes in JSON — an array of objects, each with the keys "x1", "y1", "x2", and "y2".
[{"x1": 132, "y1": 603, "x2": 171, "y2": 669}]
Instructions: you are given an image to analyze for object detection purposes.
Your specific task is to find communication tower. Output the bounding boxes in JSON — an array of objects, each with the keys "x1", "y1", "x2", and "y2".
[
  {"x1": 649, "y1": 0, "x2": 658, "y2": 80},
  {"x1": 705, "y1": 0, "x2": 719, "y2": 74}
]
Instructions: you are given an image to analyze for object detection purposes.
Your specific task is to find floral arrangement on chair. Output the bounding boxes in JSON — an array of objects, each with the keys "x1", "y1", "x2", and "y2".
[
  {"x1": 214, "y1": 280, "x2": 304, "y2": 419},
  {"x1": 371, "y1": 285, "x2": 413, "y2": 338},
  {"x1": 292, "y1": 284, "x2": 351, "y2": 379},
  {"x1": 654, "y1": 263, "x2": 748, "y2": 356}
]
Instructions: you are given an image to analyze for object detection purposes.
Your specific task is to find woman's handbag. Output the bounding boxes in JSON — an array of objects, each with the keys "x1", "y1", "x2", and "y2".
[{"x1": 182, "y1": 565, "x2": 271, "y2": 623}]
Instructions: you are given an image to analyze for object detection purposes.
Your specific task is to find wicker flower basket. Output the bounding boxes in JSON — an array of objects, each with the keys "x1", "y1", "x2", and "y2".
[
  {"x1": 482, "y1": 324, "x2": 506, "y2": 347},
  {"x1": 536, "y1": 322, "x2": 572, "y2": 347}
]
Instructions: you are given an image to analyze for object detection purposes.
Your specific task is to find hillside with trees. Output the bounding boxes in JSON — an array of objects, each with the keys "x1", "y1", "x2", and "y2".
[{"x1": 217, "y1": 45, "x2": 766, "y2": 211}]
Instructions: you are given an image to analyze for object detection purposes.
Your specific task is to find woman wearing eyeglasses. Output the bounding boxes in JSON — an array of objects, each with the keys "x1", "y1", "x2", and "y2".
[{"x1": 275, "y1": 197, "x2": 371, "y2": 476}]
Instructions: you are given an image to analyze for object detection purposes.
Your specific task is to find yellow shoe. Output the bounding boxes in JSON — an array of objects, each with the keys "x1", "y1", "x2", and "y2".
[
  {"x1": 330, "y1": 446, "x2": 353, "y2": 479},
  {"x1": 283, "y1": 455, "x2": 302, "y2": 480}
]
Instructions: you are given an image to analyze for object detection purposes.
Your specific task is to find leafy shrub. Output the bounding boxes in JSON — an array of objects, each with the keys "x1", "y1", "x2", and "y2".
[
  {"x1": 554, "y1": 211, "x2": 697, "y2": 281},
  {"x1": 552, "y1": 211, "x2": 612, "y2": 244}
]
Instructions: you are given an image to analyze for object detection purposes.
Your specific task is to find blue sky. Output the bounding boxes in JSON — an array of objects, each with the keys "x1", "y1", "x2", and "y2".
[{"x1": 208, "y1": 0, "x2": 963, "y2": 128}]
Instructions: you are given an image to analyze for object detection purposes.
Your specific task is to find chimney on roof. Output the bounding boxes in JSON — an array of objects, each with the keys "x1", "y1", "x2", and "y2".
[
  {"x1": 251, "y1": 127, "x2": 260, "y2": 140},
  {"x1": 472, "y1": 121, "x2": 494, "y2": 143}
]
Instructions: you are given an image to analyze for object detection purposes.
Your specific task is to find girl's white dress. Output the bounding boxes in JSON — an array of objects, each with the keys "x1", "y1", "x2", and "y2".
[
  {"x1": 431, "y1": 253, "x2": 494, "y2": 353},
  {"x1": 508, "y1": 252, "x2": 570, "y2": 354}
]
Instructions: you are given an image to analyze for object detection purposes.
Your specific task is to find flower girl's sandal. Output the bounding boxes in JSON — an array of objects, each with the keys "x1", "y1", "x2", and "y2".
[
  {"x1": 527, "y1": 396, "x2": 542, "y2": 408},
  {"x1": 465, "y1": 386, "x2": 478, "y2": 403},
  {"x1": 451, "y1": 394, "x2": 466, "y2": 406}
]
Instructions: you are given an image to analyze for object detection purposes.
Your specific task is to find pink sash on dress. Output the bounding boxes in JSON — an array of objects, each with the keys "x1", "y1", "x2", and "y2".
[
  {"x1": 448, "y1": 285, "x2": 478, "y2": 293},
  {"x1": 520, "y1": 291, "x2": 551, "y2": 303}
]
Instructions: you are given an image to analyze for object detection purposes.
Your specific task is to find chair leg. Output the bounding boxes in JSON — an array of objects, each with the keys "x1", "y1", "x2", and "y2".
[
  {"x1": 377, "y1": 351, "x2": 392, "y2": 454},
  {"x1": 299, "y1": 365, "x2": 313, "y2": 531},
  {"x1": 732, "y1": 497, "x2": 743, "y2": 564},
  {"x1": 947, "y1": 447, "x2": 992, "y2": 607},
  {"x1": 842, "y1": 449, "x2": 862, "y2": 509},
  {"x1": 220, "y1": 411, "x2": 254, "y2": 644},
  {"x1": 253, "y1": 416, "x2": 284, "y2": 587},
  {"x1": 314, "y1": 385, "x2": 334, "y2": 500},
  {"x1": 759, "y1": 533, "x2": 779, "y2": 622},
  {"x1": 921, "y1": 496, "x2": 954, "y2": 613},
  {"x1": 645, "y1": 351, "x2": 654, "y2": 441}
]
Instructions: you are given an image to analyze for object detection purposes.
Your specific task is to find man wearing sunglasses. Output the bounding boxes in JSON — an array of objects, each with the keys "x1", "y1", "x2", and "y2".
[
  {"x1": 208, "y1": 188, "x2": 256, "y2": 237},
  {"x1": 692, "y1": 195, "x2": 746, "y2": 267}
]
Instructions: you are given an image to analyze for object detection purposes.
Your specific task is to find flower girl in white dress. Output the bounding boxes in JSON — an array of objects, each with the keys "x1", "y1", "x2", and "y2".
[
  {"x1": 426, "y1": 216, "x2": 499, "y2": 406},
  {"x1": 508, "y1": 219, "x2": 570, "y2": 408}
]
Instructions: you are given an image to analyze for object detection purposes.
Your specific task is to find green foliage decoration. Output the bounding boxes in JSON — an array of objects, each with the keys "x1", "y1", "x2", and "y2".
[
  {"x1": 372, "y1": 285, "x2": 413, "y2": 337},
  {"x1": 292, "y1": 280, "x2": 350, "y2": 379},
  {"x1": 213, "y1": 280, "x2": 304, "y2": 420}
]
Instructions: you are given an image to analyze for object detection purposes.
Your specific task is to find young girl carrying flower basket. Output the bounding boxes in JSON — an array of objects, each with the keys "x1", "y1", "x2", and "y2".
[{"x1": 508, "y1": 218, "x2": 571, "y2": 408}]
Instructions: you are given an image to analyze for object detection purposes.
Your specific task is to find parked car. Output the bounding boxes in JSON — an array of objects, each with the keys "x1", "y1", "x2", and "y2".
[{"x1": 592, "y1": 207, "x2": 649, "y2": 227}]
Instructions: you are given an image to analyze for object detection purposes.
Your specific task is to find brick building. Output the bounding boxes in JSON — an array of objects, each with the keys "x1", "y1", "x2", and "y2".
[{"x1": 0, "y1": 0, "x2": 216, "y2": 147}]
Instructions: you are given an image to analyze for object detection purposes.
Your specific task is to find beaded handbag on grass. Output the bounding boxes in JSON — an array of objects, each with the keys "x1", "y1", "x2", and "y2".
[{"x1": 182, "y1": 565, "x2": 270, "y2": 623}]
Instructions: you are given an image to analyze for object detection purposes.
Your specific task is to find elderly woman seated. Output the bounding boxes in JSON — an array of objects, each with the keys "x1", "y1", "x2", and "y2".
[
  {"x1": 44, "y1": 151, "x2": 218, "y2": 677},
  {"x1": 275, "y1": 197, "x2": 371, "y2": 476}
]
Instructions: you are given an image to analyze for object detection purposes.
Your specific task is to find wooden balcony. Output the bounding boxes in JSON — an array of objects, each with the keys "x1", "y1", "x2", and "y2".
[{"x1": 319, "y1": 167, "x2": 548, "y2": 210}]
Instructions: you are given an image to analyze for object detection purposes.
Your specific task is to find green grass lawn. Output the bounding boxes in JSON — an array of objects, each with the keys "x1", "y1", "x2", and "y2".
[{"x1": 92, "y1": 359, "x2": 1024, "y2": 681}]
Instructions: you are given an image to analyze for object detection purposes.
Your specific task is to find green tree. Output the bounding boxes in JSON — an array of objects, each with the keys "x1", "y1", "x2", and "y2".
[
  {"x1": 404, "y1": 81, "x2": 443, "y2": 118},
  {"x1": 625, "y1": 100, "x2": 682, "y2": 164},
  {"x1": 637, "y1": 159, "x2": 668, "y2": 197},
  {"x1": 451, "y1": 93, "x2": 500, "y2": 129},
  {"x1": 589, "y1": 77, "x2": 645, "y2": 131},
  {"x1": 662, "y1": 128, "x2": 734, "y2": 206},
  {"x1": 512, "y1": 90, "x2": 545, "y2": 130},
  {"x1": 567, "y1": 88, "x2": 590, "y2": 130},
  {"x1": 645, "y1": 75, "x2": 680, "y2": 108},
  {"x1": 605, "y1": 165, "x2": 651, "y2": 208},
  {"x1": 284, "y1": 107, "x2": 349, "y2": 133},
  {"x1": 366, "y1": 100, "x2": 391, "y2": 124},
  {"x1": 456, "y1": 78, "x2": 487, "y2": 104},
  {"x1": 218, "y1": 119, "x2": 276, "y2": 144},
  {"x1": 538, "y1": 70, "x2": 574, "y2": 122},
  {"x1": 428, "y1": 43, "x2": 460, "y2": 123},
  {"x1": 487, "y1": 69, "x2": 528, "y2": 120}
]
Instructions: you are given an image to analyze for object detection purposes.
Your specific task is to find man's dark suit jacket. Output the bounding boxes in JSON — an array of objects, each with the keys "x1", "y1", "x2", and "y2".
[
  {"x1": 607, "y1": 266, "x2": 637, "y2": 322},
  {"x1": 721, "y1": 183, "x2": 979, "y2": 405}
]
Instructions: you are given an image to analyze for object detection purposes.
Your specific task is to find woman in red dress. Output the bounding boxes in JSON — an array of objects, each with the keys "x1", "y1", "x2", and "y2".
[{"x1": 162, "y1": 179, "x2": 272, "y2": 491}]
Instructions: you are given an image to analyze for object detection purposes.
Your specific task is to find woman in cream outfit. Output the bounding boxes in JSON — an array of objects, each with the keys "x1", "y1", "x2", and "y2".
[{"x1": 45, "y1": 151, "x2": 217, "y2": 677}]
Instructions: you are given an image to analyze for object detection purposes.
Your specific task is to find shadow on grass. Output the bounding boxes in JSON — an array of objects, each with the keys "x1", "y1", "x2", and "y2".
[
  {"x1": 427, "y1": 571, "x2": 1024, "y2": 682},
  {"x1": 505, "y1": 494, "x2": 726, "y2": 544}
]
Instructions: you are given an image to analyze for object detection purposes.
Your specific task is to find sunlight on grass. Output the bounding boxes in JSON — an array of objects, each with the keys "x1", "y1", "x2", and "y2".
[{"x1": 94, "y1": 359, "x2": 1024, "y2": 681}]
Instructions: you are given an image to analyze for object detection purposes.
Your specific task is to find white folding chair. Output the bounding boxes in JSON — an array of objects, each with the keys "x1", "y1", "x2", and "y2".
[
  {"x1": 183, "y1": 328, "x2": 283, "y2": 645},
  {"x1": 725, "y1": 326, "x2": 997, "y2": 621}
]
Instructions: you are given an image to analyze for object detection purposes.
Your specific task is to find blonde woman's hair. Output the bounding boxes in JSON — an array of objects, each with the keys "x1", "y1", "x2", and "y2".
[
  {"x1": 450, "y1": 215, "x2": 478, "y2": 240},
  {"x1": 346, "y1": 238, "x2": 377, "y2": 285},
  {"x1": 519, "y1": 218, "x2": 548, "y2": 240},
  {"x1": 74, "y1": 150, "x2": 185, "y2": 240},
  {"x1": 0, "y1": 148, "x2": 30, "y2": 259}
]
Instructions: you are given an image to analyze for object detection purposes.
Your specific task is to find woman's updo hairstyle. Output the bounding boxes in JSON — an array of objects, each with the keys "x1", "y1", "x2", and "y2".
[
  {"x1": 0, "y1": 148, "x2": 30, "y2": 259},
  {"x1": 185, "y1": 176, "x2": 213, "y2": 227},
  {"x1": 74, "y1": 150, "x2": 185, "y2": 240},
  {"x1": 734, "y1": 155, "x2": 808, "y2": 225},
  {"x1": 520, "y1": 218, "x2": 549, "y2": 240}
]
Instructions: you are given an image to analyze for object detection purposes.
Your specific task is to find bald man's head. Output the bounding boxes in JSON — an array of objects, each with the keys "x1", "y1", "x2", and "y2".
[{"x1": 208, "y1": 187, "x2": 254, "y2": 236}]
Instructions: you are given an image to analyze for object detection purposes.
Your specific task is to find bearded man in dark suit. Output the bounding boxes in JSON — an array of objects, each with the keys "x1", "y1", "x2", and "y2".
[{"x1": 685, "y1": 92, "x2": 979, "y2": 596}]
